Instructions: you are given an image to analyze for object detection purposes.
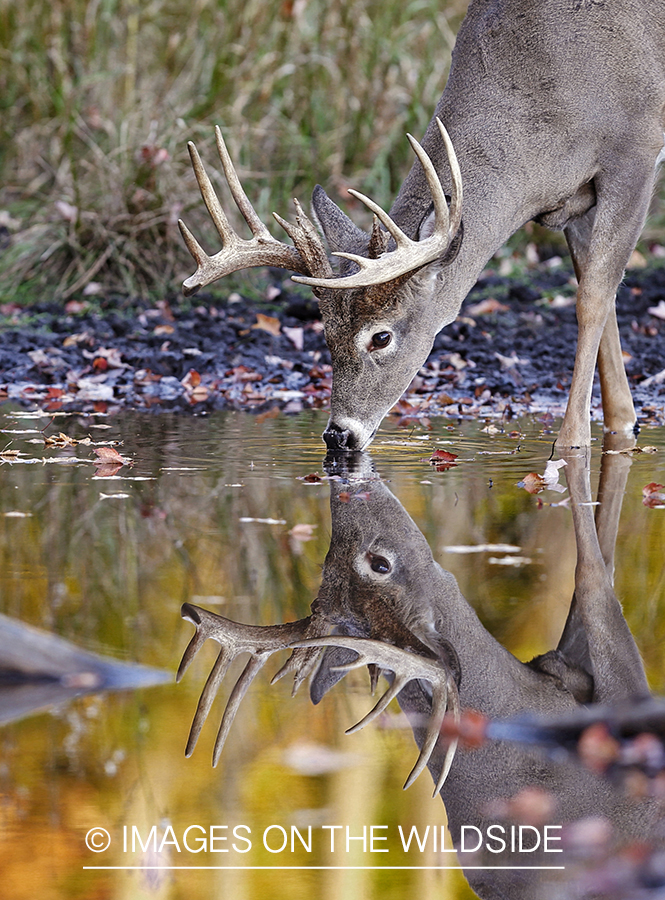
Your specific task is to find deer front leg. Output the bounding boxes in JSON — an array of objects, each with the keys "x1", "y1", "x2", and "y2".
[
  {"x1": 556, "y1": 278, "x2": 612, "y2": 449},
  {"x1": 558, "y1": 174, "x2": 653, "y2": 449},
  {"x1": 597, "y1": 306, "x2": 637, "y2": 437}
]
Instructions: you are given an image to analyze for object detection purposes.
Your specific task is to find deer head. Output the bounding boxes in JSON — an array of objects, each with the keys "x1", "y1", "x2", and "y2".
[{"x1": 179, "y1": 120, "x2": 462, "y2": 450}]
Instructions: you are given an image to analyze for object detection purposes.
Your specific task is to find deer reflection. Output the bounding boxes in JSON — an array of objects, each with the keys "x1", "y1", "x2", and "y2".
[{"x1": 178, "y1": 443, "x2": 663, "y2": 898}]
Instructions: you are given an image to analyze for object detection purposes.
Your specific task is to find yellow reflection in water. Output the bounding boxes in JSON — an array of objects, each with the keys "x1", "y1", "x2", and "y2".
[{"x1": 0, "y1": 407, "x2": 663, "y2": 899}]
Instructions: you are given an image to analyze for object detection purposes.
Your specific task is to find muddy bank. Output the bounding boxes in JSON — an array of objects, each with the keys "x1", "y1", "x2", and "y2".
[{"x1": 1, "y1": 261, "x2": 664, "y2": 427}]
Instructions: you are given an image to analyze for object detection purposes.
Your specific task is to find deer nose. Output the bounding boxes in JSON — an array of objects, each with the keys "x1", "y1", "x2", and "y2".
[{"x1": 323, "y1": 423, "x2": 356, "y2": 450}]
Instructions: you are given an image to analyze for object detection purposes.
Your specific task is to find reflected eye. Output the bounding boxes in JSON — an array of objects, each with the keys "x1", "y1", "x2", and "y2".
[
  {"x1": 370, "y1": 331, "x2": 392, "y2": 350},
  {"x1": 368, "y1": 553, "x2": 391, "y2": 574}
]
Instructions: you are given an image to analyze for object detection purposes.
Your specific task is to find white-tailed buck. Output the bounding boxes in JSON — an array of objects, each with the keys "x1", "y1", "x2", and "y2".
[
  {"x1": 178, "y1": 441, "x2": 661, "y2": 899},
  {"x1": 180, "y1": 0, "x2": 665, "y2": 450}
]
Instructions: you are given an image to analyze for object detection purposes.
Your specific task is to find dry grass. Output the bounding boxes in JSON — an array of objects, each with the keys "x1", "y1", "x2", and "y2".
[
  {"x1": 1, "y1": 0, "x2": 662, "y2": 303},
  {"x1": 0, "y1": 0, "x2": 468, "y2": 301}
]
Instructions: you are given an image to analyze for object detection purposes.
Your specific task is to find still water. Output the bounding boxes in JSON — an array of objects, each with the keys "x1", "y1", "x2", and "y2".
[{"x1": 1, "y1": 405, "x2": 664, "y2": 900}]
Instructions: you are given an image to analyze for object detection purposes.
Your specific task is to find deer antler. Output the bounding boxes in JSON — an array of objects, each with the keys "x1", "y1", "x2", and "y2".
[
  {"x1": 292, "y1": 119, "x2": 463, "y2": 290},
  {"x1": 178, "y1": 126, "x2": 332, "y2": 296},
  {"x1": 176, "y1": 603, "x2": 326, "y2": 765},
  {"x1": 294, "y1": 634, "x2": 460, "y2": 796}
]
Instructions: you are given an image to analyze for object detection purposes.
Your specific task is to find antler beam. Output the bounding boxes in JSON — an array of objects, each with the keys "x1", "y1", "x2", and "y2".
[
  {"x1": 178, "y1": 127, "x2": 330, "y2": 296},
  {"x1": 294, "y1": 634, "x2": 461, "y2": 796},
  {"x1": 177, "y1": 603, "x2": 323, "y2": 765},
  {"x1": 292, "y1": 119, "x2": 463, "y2": 290}
]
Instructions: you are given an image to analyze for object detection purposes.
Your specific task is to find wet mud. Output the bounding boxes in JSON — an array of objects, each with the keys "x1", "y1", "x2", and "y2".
[{"x1": 1, "y1": 261, "x2": 664, "y2": 424}]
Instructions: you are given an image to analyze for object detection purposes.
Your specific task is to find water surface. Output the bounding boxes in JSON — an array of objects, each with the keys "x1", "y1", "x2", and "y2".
[{"x1": 1, "y1": 406, "x2": 664, "y2": 900}]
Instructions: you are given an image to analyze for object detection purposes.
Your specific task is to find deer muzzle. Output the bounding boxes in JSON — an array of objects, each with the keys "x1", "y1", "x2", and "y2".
[{"x1": 323, "y1": 418, "x2": 376, "y2": 451}]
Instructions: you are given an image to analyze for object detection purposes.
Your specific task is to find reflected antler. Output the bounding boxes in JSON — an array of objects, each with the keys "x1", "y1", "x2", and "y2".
[
  {"x1": 292, "y1": 119, "x2": 463, "y2": 290},
  {"x1": 178, "y1": 126, "x2": 332, "y2": 296},
  {"x1": 176, "y1": 603, "x2": 325, "y2": 765},
  {"x1": 294, "y1": 635, "x2": 460, "y2": 796}
]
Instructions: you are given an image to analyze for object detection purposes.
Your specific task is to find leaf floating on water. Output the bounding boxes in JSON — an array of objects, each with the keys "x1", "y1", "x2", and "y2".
[
  {"x1": 44, "y1": 431, "x2": 79, "y2": 448},
  {"x1": 444, "y1": 543, "x2": 522, "y2": 554},
  {"x1": 239, "y1": 516, "x2": 287, "y2": 525},
  {"x1": 299, "y1": 472, "x2": 324, "y2": 483},
  {"x1": 426, "y1": 448, "x2": 459, "y2": 471},
  {"x1": 518, "y1": 458, "x2": 567, "y2": 494},
  {"x1": 282, "y1": 741, "x2": 360, "y2": 775},
  {"x1": 94, "y1": 446, "x2": 127, "y2": 463},
  {"x1": 519, "y1": 473, "x2": 546, "y2": 493},
  {"x1": 643, "y1": 482, "x2": 665, "y2": 508},
  {"x1": 93, "y1": 445, "x2": 130, "y2": 478},
  {"x1": 488, "y1": 555, "x2": 533, "y2": 567},
  {"x1": 288, "y1": 523, "x2": 317, "y2": 541}
]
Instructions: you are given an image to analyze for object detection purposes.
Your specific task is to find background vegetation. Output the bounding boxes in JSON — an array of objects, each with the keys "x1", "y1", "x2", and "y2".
[{"x1": 0, "y1": 0, "x2": 662, "y2": 303}]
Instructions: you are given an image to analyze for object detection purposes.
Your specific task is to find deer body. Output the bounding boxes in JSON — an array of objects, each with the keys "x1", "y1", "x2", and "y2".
[{"x1": 180, "y1": 0, "x2": 665, "y2": 451}]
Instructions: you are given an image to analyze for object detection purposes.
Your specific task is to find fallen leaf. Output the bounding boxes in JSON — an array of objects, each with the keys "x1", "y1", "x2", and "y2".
[
  {"x1": 427, "y1": 448, "x2": 459, "y2": 471},
  {"x1": 282, "y1": 326, "x2": 304, "y2": 351},
  {"x1": 643, "y1": 482, "x2": 665, "y2": 508},
  {"x1": 92, "y1": 446, "x2": 130, "y2": 477},
  {"x1": 299, "y1": 472, "x2": 323, "y2": 483},
  {"x1": 252, "y1": 313, "x2": 281, "y2": 336},
  {"x1": 44, "y1": 432, "x2": 78, "y2": 448},
  {"x1": 648, "y1": 301, "x2": 665, "y2": 320},
  {"x1": 465, "y1": 297, "x2": 509, "y2": 316},
  {"x1": 518, "y1": 458, "x2": 567, "y2": 494},
  {"x1": 443, "y1": 543, "x2": 522, "y2": 554},
  {"x1": 239, "y1": 517, "x2": 287, "y2": 525},
  {"x1": 519, "y1": 472, "x2": 547, "y2": 493},
  {"x1": 288, "y1": 523, "x2": 317, "y2": 541},
  {"x1": 94, "y1": 446, "x2": 126, "y2": 463},
  {"x1": 181, "y1": 369, "x2": 201, "y2": 388},
  {"x1": 82, "y1": 346, "x2": 125, "y2": 368}
]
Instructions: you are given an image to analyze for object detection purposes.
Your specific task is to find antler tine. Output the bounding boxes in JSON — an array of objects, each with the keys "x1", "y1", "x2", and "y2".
[
  {"x1": 187, "y1": 138, "x2": 236, "y2": 244},
  {"x1": 435, "y1": 118, "x2": 463, "y2": 239},
  {"x1": 404, "y1": 673, "x2": 460, "y2": 796},
  {"x1": 185, "y1": 644, "x2": 235, "y2": 757},
  {"x1": 213, "y1": 126, "x2": 272, "y2": 241},
  {"x1": 179, "y1": 128, "x2": 314, "y2": 296},
  {"x1": 292, "y1": 118, "x2": 462, "y2": 291},
  {"x1": 293, "y1": 635, "x2": 460, "y2": 792},
  {"x1": 212, "y1": 651, "x2": 270, "y2": 766},
  {"x1": 432, "y1": 679, "x2": 460, "y2": 796},
  {"x1": 179, "y1": 604, "x2": 319, "y2": 761}
]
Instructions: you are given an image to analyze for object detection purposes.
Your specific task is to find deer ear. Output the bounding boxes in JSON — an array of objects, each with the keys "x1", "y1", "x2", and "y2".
[
  {"x1": 311, "y1": 184, "x2": 369, "y2": 256},
  {"x1": 310, "y1": 644, "x2": 358, "y2": 704},
  {"x1": 418, "y1": 207, "x2": 437, "y2": 241},
  {"x1": 418, "y1": 204, "x2": 463, "y2": 266}
]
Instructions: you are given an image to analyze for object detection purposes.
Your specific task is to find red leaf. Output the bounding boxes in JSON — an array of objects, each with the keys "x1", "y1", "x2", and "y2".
[{"x1": 643, "y1": 482, "x2": 665, "y2": 508}]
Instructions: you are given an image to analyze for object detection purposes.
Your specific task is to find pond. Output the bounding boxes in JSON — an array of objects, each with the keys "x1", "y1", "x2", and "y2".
[{"x1": 1, "y1": 405, "x2": 664, "y2": 900}]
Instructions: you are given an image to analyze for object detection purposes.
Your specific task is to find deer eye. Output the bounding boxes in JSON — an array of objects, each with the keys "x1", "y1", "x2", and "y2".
[
  {"x1": 370, "y1": 331, "x2": 392, "y2": 350},
  {"x1": 368, "y1": 552, "x2": 391, "y2": 574}
]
